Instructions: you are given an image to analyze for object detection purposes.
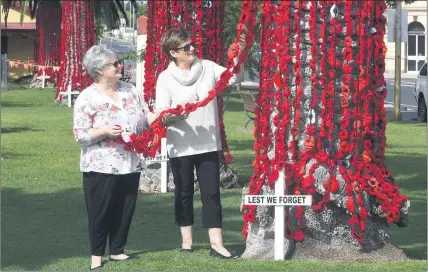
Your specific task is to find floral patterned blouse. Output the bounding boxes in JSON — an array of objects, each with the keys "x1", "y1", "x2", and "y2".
[{"x1": 73, "y1": 82, "x2": 150, "y2": 174}]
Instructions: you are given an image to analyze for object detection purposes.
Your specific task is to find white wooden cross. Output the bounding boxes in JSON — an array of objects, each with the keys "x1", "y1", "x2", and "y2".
[
  {"x1": 160, "y1": 138, "x2": 168, "y2": 193},
  {"x1": 244, "y1": 169, "x2": 312, "y2": 260},
  {"x1": 37, "y1": 70, "x2": 50, "y2": 88},
  {"x1": 141, "y1": 137, "x2": 168, "y2": 193},
  {"x1": 274, "y1": 170, "x2": 285, "y2": 260},
  {"x1": 58, "y1": 85, "x2": 80, "y2": 108}
]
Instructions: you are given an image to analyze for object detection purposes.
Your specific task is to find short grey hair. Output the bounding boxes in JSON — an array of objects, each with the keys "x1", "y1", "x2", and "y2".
[{"x1": 83, "y1": 45, "x2": 117, "y2": 80}]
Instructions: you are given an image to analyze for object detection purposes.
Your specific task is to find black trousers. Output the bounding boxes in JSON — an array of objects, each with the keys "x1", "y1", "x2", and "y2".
[
  {"x1": 83, "y1": 171, "x2": 140, "y2": 256},
  {"x1": 170, "y1": 151, "x2": 222, "y2": 228}
]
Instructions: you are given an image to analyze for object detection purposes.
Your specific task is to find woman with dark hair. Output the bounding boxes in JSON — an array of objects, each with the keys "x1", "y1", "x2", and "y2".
[{"x1": 155, "y1": 28, "x2": 245, "y2": 259}]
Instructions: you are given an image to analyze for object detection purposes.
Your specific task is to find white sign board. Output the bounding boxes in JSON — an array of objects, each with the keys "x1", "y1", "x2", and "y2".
[
  {"x1": 243, "y1": 195, "x2": 312, "y2": 206},
  {"x1": 387, "y1": 9, "x2": 408, "y2": 43}
]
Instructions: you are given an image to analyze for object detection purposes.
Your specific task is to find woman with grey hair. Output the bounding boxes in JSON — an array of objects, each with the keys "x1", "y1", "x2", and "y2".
[
  {"x1": 73, "y1": 44, "x2": 157, "y2": 270},
  {"x1": 156, "y1": 28, "x2": 246, "y2": 259}
]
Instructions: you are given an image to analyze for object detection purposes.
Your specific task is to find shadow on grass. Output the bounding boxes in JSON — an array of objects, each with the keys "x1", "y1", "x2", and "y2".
[
  {"x1": 387, "y1": 121, "x2": 426, "y2": 126},
  {"x1": 1, "y1": 101, "x2": 37, "y2": 108},
  {"x1": 224, "y1": 100, "x2": 246, "y2": 112},
  {"x1": 1, "y1": 147, "x2": 425, "y2": 270},
  {"x1": 1, "y1": 187, "x2": 247, "y2": 271},
  {"x1": 229, "y1": 140, "x2": 427, "y2": 260},
  {"x1": 1, "y1": 127, "x2": 45, "y2": 133}
]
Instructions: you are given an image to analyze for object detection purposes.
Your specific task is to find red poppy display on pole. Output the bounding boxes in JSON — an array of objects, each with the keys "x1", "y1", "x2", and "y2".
[
  {"x1": 34, "y1": 1, "x2": 61, "y2": 84},
  {"x1": 142, "y1": 0, "x2": 232, "y2": 162},
  {"x1": 127, "y1": 0, "x2": 409, "y2": 245},
  {"x1": 56, "y1": 0, "x2": 96, "y2": 100}
]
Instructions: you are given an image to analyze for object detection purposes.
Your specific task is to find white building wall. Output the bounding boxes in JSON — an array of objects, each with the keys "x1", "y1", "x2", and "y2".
[{"x1": 384, "y1": 1, "x2": 427, "y2": 74}]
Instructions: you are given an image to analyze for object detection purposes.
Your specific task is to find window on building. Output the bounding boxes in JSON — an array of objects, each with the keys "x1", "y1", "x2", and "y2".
[
  {"x1": 407, "y1": 21, "x2": 426, "y2": 72},
  {"x1": 408, "y1": 21, "x2": 425, "y2": 33}
]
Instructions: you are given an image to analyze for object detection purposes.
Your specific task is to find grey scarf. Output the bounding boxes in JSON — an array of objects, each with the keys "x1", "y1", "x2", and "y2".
[{"x1": 168, "y1": 57, "x2": 203, "y2": 86}]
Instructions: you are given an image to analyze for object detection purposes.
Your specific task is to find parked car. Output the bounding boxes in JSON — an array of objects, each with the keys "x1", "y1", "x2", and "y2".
[{"x1": 415, "y1": 62, "x2": 427, "y2": 122}]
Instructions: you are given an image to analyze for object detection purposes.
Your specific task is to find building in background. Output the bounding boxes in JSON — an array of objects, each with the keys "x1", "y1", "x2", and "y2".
[
  {"x1": 1, "y1": 3, "x2": 37, "y2": 79},
  {"x1": 385, "y1": 1, "x2": 427, "y2": 74}
]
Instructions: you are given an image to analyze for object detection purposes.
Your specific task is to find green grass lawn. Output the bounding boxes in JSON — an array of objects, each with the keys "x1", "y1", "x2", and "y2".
[{"x1": 1, "y1": 88, "x2": 427, "y2": 271}]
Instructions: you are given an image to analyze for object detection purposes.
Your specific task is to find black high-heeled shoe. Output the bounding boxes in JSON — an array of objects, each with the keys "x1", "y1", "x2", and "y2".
[
  {"x1": 209, "y1": 248, "x2": 238, "y2": 259},
  {"x1": 89, "y1": 264, "x2": 103, "y2": 270}
]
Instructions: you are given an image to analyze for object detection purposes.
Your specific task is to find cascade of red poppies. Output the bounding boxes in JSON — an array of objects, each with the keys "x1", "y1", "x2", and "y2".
[
  {"x1": 241, "y1": 0, "x2": 408, "y2": 243},
  {"x1": 56, "y1": 0, "x2": 95, "y2": 99},
  {"x1": 142, "y1": 0, "x2": 230, "y2": 162},
  {"x1": 34, "y1": 1, "x2": 61, "y2": 84},
  {"x1": 144, "y1": 0, "x2": 225, "y2": 106},
  {"x1": 129, "y1": 0, "x2": 408, "y2": 244},
  {"x1": 127, "y1": 1, "x2": 257, "y2": 158}
]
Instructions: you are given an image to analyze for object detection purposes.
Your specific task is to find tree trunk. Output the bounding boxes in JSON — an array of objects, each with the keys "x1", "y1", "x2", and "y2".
[
  {"x1": 35, "y1": 1, "x2": 61, "y2": 67},
  {"x1": 241, "y1": 0, "x2": 409, "y2": 261}
]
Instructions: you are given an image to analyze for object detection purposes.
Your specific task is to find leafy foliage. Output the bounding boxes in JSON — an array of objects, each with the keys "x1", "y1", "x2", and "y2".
[
  {"x1": 385, "y1": 0, "x2": 416, "y2": 8},
  {"x1": 119, "y1": 48, "x2": 146, "y2": 63},
  {"x1": 1, "y1": 0, "x2": 137, "y2": 27},
  {"x1": 223, "y1": 1, "x2": 261, "y2": 81}
]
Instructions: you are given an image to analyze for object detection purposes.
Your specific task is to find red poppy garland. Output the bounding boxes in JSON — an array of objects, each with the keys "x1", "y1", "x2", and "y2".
[
  {"x1": 142, "y1": 1, "x2": 238, "y2": 162},
  {"x1": 130, "y1": 0, "x2": 408, "y2": 245},
  {"x1": 125, "y1": 0, "x2": 258, "y2": 160},
  {"x1": 240, "y1": 0, "x2": 408, "y2": 243}
]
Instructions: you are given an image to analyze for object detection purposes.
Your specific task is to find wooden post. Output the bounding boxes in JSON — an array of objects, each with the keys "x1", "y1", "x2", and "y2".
[
  {"x1": 394, "y1": 1, "x2": 402, "y2": 121},
  {"x1": 243, "y1": 183, "x2": 312, "y2": 260},
  {"x1": 274, "y1": 169, "x2": 285, "y2": 260},
  {"x1": 161, "y1": 137, "x2": 168, "y2": 193},
  {"x1": 67, "y1": 85, "x2": 72, "y2": 108},
  {"x1": 37, "y1": 70, "x2": 50, "y2": 89},
  {"x1": 0, "y1": 54, "x2": 7, "y2": 90}
]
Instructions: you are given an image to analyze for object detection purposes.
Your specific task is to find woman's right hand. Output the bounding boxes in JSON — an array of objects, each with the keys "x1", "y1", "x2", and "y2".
[
  {"x1": 162, "y1": 113, "x2": 173, "y2": 125},
  {"x1": 103, "y1": 125, "x2": 123, "y2": 138},
  {"x1": 161, "y1": 112, "x2": 189, "y2": 125}
]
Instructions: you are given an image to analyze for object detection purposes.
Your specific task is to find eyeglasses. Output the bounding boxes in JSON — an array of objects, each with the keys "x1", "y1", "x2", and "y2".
[
  {"x1": 108, "y1": 61, "x2": 121, "y2": 68},
  {"x1": 174, "y1": 42, "x2": 197, "y2": 52}
]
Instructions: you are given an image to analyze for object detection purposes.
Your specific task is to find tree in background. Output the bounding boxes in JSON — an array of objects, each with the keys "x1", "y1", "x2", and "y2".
[
  {"x1": 223, "y1": 0, "x2": 260, "y2": 81},
  {"x1": 385, "y1": 0, "x2": 416, "y2": 8}
]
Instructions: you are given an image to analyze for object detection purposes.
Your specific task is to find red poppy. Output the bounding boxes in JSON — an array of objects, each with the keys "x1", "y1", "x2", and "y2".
[
  {"x1": 243, "y1": 211, "x2": 255, "y2": 222},
  {"x1": 293, "y1": 230, "x2": 305, "y2": 242},
  {"x1": 346, "y1": 197, "x2": 355, "y2": 213},
  {"x1": 274, "y1": 72, "x2": 286, "y2": 88},
  {"x1": 344, "y1": 36, "x2": 353, "y2": 47}
]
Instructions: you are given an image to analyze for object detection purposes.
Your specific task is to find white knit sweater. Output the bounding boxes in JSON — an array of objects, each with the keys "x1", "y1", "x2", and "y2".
[{"x1": 155, "y1": 57, "x2": 243, "y2": 158}]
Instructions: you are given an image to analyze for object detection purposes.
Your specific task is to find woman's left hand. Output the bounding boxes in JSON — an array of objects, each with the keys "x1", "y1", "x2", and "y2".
[{"x1": 238, "y1": 34, "x2": 246, "y2": 53}]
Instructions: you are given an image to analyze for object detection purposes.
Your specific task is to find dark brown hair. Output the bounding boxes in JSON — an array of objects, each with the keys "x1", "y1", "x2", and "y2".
[{"x1": 161, "y1": 28, "x2": 190, "y2": 62}]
